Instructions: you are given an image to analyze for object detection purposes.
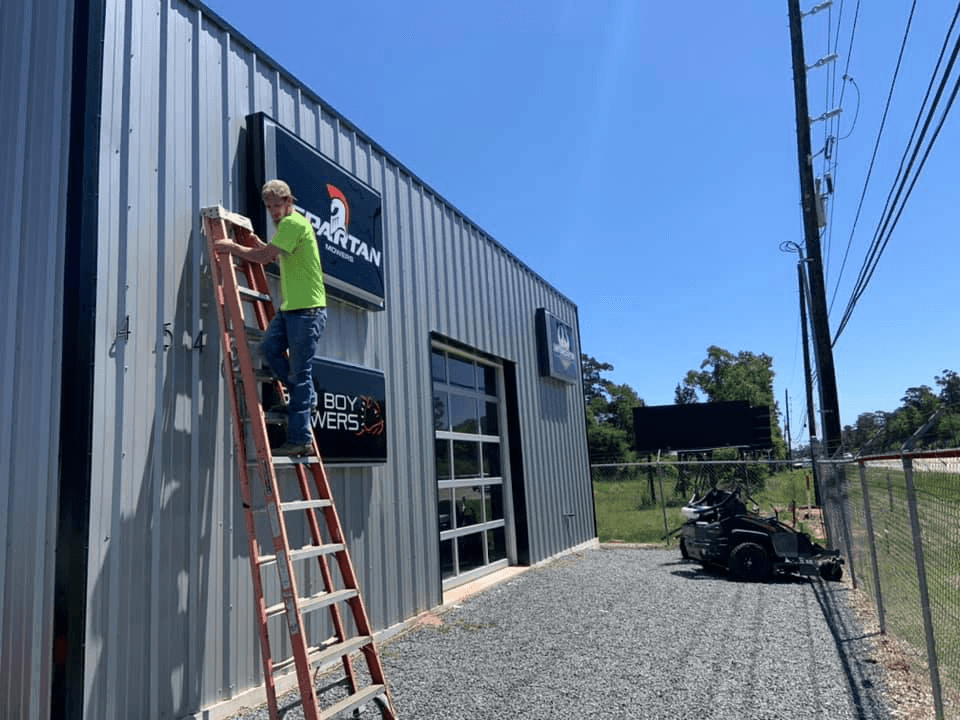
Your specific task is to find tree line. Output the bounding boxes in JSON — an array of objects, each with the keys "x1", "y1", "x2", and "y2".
[
  {"x1": 583, "y1": 345, "x2": 786, "y2": 465},
  {"x1": 839, "y1": 369, "x2": 960, "y2": 453},
  {"x1": 582, "y1": 346, "x2": 959, "y2": 466}
]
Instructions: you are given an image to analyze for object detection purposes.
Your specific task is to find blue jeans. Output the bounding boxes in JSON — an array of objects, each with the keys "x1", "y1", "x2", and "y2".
[{"x1": 260, "y1": 307, "x2": 327, "y2": 445}]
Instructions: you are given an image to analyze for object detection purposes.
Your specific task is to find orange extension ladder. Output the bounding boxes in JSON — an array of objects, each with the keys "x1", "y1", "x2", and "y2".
[{"x1": 200, "y1": 205, "x2": 397, "y2": 720}]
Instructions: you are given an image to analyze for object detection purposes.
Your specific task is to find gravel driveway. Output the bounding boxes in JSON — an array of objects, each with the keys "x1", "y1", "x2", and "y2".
[{"x1": 235, "y1": 547, "x2": 890, "y2": 720}]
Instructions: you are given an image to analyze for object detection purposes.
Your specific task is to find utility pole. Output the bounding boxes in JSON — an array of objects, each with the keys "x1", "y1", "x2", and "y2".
[
  {"x1": 784, "y1": 388, "x2": 792, "y2": 460},
  {"x1": 799, "y1": 257, "x2": 822, "y2": 504},
  {"x1": 787, "y1": 0, "x2": 843, "y2": 458}
]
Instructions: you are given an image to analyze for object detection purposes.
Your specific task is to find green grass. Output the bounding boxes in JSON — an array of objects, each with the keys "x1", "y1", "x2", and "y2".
[
  {"x1": 592, "y1": 466, "x2": 821, "y2": 545},
  {"x1": 591, "y1": 478, "x2": 686, "y2": 544},
  {"x1": 846, "y1": 466, "x2": 960, "y2": 701}
]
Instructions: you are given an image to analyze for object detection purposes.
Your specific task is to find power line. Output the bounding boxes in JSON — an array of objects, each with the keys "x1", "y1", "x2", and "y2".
[
  {"x1": 827, "y1": 0, "x2": 917, "y2": 317},
  {"x1": 833, "y1": 5, "x2": 960, "y2": 343}
]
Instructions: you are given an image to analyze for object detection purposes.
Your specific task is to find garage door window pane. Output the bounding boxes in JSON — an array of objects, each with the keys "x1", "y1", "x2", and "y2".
[
  {"x1": 477, "y1": 365, "x2": 496, "y2": 396},
  {"x1": 438, "y1": 488, "x2": 453, "y2": 531},
  {"x1": 487, "y1": 528, "x2": 506, "y2": 563},
  {"x1": 457, "y1": 534, "x2": 484, "y2": 574},
  {"x1": 485, "y1": 484, "x2": 504, "y2": 522},
  {"x1": 431, "y1": 349, "x2": 446, "y2": 382},
  {"x1": 453, "y1": 441, "x2": 480, "y2": 478},
  {"x1": 448, "y1": 356, "x2": 475, "y2": 388},
  {"x1": 433, "y1": 391, "x2": 448, "y2": 431},
  {"x1": 440, "y1": 540, "x2": 455, "y2": 580},
  {"x1": 455, "y1": 486, "x2": 483, "y2": 528},
  {"x1": 435, "y1": 439, "x2": 451, "y2": 480},
  {"x1": 482, "y1": 443, "x2": 501, "y2": 478},
  {"x1": 480, "y1": 401, "x2": 498, "y2": 435},
  {"x1": 450, "y1": 395, "x2": 478, "y2": 434}
]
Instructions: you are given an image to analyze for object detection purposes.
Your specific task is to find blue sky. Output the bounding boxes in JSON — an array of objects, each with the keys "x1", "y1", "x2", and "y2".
[{"x1": 202, "y1": 0, "x2": 959, "y2": 442}]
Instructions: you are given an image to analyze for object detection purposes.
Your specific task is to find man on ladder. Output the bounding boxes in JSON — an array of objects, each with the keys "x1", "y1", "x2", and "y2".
[{"x1": 215, "y1": 179, "x2": 326, "y2": 456}]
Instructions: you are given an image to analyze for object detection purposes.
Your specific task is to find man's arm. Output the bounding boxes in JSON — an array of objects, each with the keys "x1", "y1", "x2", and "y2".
[{"x1": 215, "y1": 238, "x2": 282, "y2": 265}]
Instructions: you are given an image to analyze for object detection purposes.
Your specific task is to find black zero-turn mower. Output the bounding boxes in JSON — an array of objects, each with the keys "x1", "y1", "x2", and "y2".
[{"x1": 677, "y1": 487, "x2": 844, "y2": 582}]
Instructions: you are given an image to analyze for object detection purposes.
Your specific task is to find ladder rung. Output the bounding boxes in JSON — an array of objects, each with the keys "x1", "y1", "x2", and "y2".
[
  {"x1": 238, "y1": 286, "x2": 272, "y2": 302},
  {"x1": 273, "y1": 454, "x2": 319, "y2": 465},
  {"x1": 289, "y1": 542, "x2": 346, "y2": 563},
  {"x1": 248, "y1": 452, "x2": 319, "y2": 466},
  {"x1": 317, "y1": 684, "x2": 387, "y2": 720},
  {"x1": 264, "y1": 587, "x2": 358, "y2": 619},
  {"x1": 256, "y1": 542, "x2": 345, "y2": 569},
  {"x1": 244, "y1": 327, "x2": 265, "y2": 343},
  {"x1": 301, "y1": 587, "x2": 358, "y2": 615},
  {"x1": 272, "y1": 634, "x2": 373, "y2": 676},
  {"x1": 249, "y1": 498, "x2": 331, "y2": 516},
  {"x1": 281, "y1": 498, "x2": 333, "y2": 512}
]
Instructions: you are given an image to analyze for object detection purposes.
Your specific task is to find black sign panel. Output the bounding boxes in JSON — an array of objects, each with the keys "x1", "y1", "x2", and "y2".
[
  {"x1": 311, "y1": 358, "x2": 387, "y2": 464},
  {"x1": 632, "y1": 401, "x2": 773, "y2": 453},
  {"x1": 247, "y1": 112, "x2": 385, "y2": 310},
  {"x1": 535, "y1": 308, "x2": 579, "y2": 383}
]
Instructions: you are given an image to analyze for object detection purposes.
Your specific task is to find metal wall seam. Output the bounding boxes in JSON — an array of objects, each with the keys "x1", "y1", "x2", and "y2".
[
  {"x1": 391, "y1": 167, "x2": 419, "y2": 616},
  {"x1": 408, "y1": 179, "x2": 433, "y2": 608}
]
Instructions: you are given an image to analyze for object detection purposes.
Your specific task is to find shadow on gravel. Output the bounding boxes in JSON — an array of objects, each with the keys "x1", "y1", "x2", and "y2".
[
  {"x1": 812, "y1": 579, "x2": 889, "y2": 720},
  {"x1": 668, "y1": 559, "x2": 820, "y2": 585}
]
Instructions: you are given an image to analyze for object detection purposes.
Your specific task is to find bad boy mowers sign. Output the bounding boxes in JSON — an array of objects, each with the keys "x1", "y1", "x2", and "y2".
[
  {"x1": 247, "y1": 112, "x2": 385, "y2": 310},
  {"x1": 311, "y1": 358, "x2": 387, "y2": 464}
]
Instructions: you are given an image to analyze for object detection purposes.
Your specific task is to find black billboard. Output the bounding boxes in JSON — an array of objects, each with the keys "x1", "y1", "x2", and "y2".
[
  {"x1": 311, "y1": 358, "x2": 387, "y2": 464},
  {"x1": 247, "y1": 112, "x2": 385, "y2": 310},
  {"x1": 535, "y1": 308, "x2": 579, "y2": 384},
  {"x1": 632, "y1": 401, "x2": 773, "y2": 453}
]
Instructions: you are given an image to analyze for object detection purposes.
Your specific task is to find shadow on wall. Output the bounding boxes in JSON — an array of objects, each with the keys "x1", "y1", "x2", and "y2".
[{"x1": 85, "y1": 227, "x2": 231, "y2": 718}]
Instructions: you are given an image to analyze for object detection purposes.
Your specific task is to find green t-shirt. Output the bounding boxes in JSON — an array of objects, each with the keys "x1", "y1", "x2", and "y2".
[{"x1": 270, "y1": 212, "x2": 326, "y2": 311}]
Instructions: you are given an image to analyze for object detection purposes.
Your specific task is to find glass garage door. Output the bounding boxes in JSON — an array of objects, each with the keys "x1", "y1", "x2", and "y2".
[{"x1": 431, "y1": 345, "x2": 510, "y2": 588}]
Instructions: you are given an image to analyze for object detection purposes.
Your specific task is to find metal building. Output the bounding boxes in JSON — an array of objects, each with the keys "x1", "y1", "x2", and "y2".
[{"x1": 0, "y1": 0, "x2": 595, "y2": 718}]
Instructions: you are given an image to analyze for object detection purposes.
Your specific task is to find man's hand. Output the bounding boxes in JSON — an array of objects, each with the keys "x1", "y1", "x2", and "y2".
[
  {"x1": 213, "y1": 239, "x2": 282, "y2": 265},
  {"x1": 214, "y1": 240, "x2": 238, "y2": 254}
]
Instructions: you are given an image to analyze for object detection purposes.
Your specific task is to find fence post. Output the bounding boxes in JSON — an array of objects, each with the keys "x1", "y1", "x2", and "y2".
[
  {"x1": 822, "y1": 462, "x2": 858, "y2": 589},
  {"x1": 857, "y1": 461, "x2": 885, "y2": 634},
  {"x1": 814, "y1": 459, "x2": 833, "y2": 547},
  {"x1": 657, "y1": 460, "x2": 668, "y2": 543},
  {"x1": 902, "y1": 455, "x2": 945, "y2": 720},
  {"x1": 838, "y1": 463, "x2": 859, "y2": 589}
]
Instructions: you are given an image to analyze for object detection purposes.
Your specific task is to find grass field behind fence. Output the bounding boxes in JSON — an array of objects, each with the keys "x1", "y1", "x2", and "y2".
[
  {"x1": 591, "y1": 463, "x2": 819, "y2": 545},
  {"x1": 844, "y1": 462, "x2": 960, "y2": 712}
]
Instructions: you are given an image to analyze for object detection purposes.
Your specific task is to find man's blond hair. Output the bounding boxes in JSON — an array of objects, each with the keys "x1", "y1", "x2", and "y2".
[{"x1": 261, "y1": 179, "x2": 295, "y2": 201}]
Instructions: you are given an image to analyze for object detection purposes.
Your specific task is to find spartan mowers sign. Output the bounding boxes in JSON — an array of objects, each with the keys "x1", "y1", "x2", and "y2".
[
  {"x1": 311, "y1": 358, "x2": 387, "y2": 464},
  {"x1": 246, "y1": 112, "x2": 385, "y2": 310}
]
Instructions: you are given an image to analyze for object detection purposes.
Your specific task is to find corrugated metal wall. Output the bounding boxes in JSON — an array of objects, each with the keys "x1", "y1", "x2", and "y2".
[
  {"x1": 0, "y1": 1, "x2": 75, "y2": 718},
  {"x1": 84, "y1": 0, "x2": 594, "y2": 716}
]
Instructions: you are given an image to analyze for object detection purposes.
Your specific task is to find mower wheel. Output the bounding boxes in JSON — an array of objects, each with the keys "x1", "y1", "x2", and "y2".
[{"x1": 729, "y1": 542, "x2": 772, "y2": 581}]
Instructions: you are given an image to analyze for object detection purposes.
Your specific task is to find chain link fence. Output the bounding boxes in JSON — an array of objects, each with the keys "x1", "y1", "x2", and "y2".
[{"x1": 820, "y1": 451, "x2": 960, "y2": 720}]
